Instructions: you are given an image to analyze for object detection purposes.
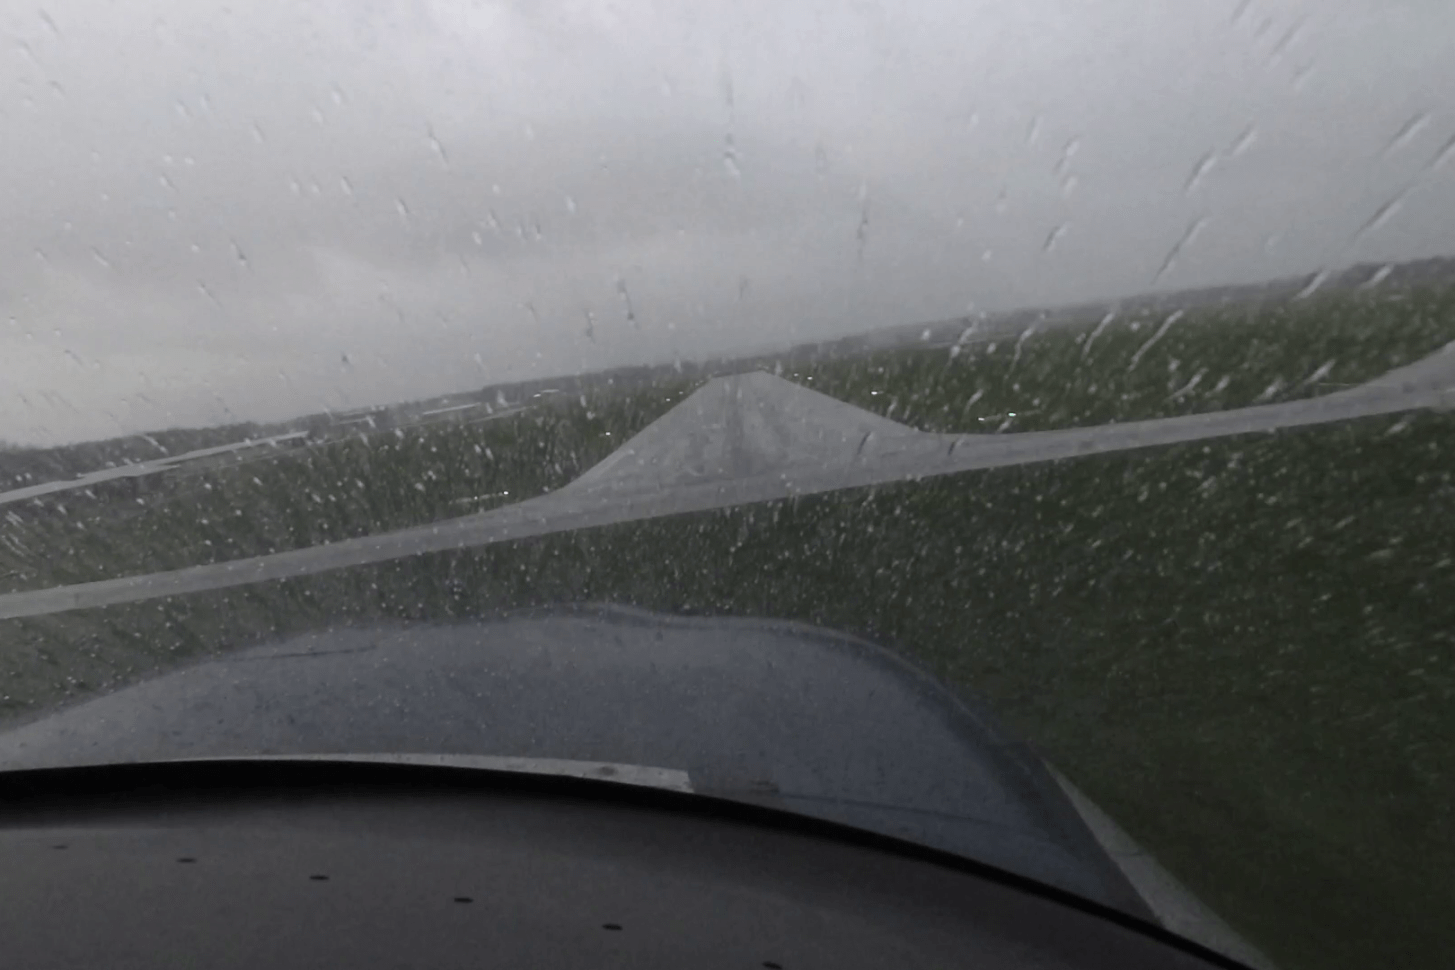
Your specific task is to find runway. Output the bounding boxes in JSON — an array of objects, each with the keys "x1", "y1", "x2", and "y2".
[{"x1": 1, "y1": 341, "x2": 1451, "y2": 622}]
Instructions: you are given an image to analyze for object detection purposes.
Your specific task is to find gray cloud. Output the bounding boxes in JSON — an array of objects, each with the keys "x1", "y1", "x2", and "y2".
[{"x1": 2, "y1": 0, "x2": 1454, "y2": 444}]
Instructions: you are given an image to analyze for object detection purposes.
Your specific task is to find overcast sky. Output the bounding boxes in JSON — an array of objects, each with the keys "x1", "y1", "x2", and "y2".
[{"x1": 2, "y1": 0, "x2": 1453, "y2": 444}]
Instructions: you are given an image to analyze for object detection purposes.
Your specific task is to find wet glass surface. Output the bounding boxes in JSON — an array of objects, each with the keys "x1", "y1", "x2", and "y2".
[{"x1": 3, "y1": 3, "x2": 1454, "y2": 967}]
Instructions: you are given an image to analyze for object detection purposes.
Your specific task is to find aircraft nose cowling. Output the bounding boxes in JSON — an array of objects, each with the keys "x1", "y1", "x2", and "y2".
[{"x1": 0, "y1": 604, "x2": 1148, "y2": 916}]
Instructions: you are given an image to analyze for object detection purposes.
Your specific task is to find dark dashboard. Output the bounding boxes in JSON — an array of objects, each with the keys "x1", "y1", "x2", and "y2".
[{"x1": 0, "y1": 759, "x2": 1247, "y2": 970}]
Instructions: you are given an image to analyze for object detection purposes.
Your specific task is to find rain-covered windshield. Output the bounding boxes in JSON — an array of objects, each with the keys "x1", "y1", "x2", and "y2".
[{"x1": 2, "y1": 2, "x2": 1453, "y2": 968}]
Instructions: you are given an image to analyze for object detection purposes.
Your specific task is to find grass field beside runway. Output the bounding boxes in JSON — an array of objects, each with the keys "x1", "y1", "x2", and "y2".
[
  {"x1": 4, "y1": 285, "x2": 1454, "y2": 594},
  {"x1": 795, "y1": 284, "x2": 1455, "y2": 433},
  {"x1": 2, "y1": 284, "x2": 1455, "y2": 970}
]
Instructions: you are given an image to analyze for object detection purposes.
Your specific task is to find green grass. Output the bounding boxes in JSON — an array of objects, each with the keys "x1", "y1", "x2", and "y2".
[
  {"x1": 0, "y1": 381, "x2": 696, "y2": 593},
  {"x1": 2, "y1": 285, "x2": 1455, "y2": 970},
  {"x1": 796, "y1": 286, "x2": 1455, "y2": 433}
]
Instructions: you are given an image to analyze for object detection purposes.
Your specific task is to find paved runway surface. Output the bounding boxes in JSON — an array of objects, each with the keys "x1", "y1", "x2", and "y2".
[{"x1": 2, "y1": 343, "x2": 1452, "y2": 621}]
